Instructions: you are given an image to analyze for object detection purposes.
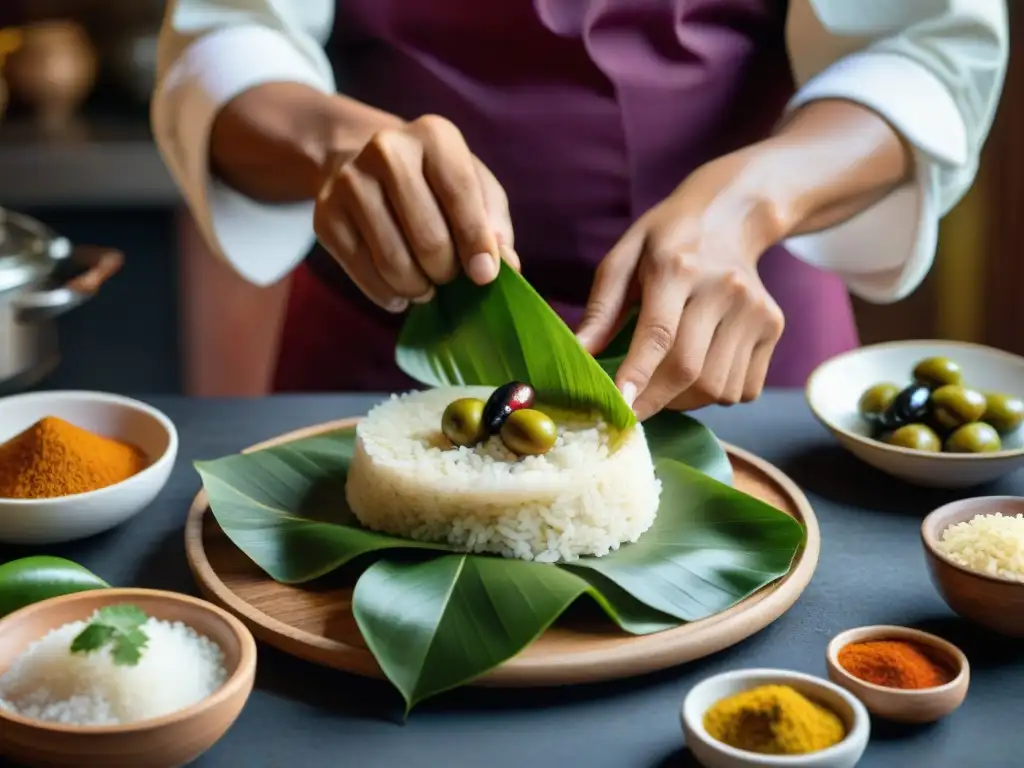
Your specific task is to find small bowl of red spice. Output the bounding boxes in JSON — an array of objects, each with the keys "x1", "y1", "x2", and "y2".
[
  {"x1": 0, "y1": 390, "x2": 177, "y2": 544},
  {"x1": 825, "y1": 625, "x2": 969, "y2": 724}
]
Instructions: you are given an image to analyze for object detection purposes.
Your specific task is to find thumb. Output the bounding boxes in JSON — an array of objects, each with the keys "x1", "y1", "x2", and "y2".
[{"x1": 576, "y1": 231, "x2": 642, "y2": 354}]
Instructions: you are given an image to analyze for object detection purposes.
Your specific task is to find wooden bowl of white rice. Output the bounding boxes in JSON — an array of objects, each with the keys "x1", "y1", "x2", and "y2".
[
  {"x1": 0, "y1": 588, "x2": 256, "y2": 768},
  {"x1": 922, "y1": 496, "x2": 1024, "y2": 637}
]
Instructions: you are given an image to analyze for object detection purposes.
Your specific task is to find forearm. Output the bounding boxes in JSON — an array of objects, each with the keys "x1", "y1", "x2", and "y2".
[
  {"x1": 726, "y1": 99, "x2": 913, "y2": 244},
  {"x1": 209, "y1": 82, "x2": 403, "y2": 204}
]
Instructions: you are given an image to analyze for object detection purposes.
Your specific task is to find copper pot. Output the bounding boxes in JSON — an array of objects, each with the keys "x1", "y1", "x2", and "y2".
[{"x1": 5, "y1": 20, "x2": 97, "y2": 126}]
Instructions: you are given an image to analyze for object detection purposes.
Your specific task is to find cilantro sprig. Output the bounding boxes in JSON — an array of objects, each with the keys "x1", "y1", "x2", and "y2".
[{"x1": 70, "y1": 604, "x2": 150, "y2": 666}]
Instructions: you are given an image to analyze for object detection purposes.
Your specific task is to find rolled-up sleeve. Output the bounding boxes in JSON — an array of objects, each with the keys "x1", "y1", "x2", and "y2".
[
  {"x1": 783, "y1": 0, "x2": 1008, "y2": 304},
  {"x1": 152, "y1": 1, "x2": 336, "y2": 286}
]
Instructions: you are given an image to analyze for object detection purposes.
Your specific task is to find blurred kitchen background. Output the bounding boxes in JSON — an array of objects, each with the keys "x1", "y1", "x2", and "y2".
[{"x1": 0, "y1": 0, "x2": 1020, "y2": 397}]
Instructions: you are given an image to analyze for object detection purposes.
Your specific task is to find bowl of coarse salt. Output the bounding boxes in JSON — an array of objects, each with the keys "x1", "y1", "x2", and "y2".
[
  {"x1": 922, "y1": 496, "x2": 1024, "y2": 637},
  {"x1": 0, "y1": 588, "x2": 256, "y2": 768}
]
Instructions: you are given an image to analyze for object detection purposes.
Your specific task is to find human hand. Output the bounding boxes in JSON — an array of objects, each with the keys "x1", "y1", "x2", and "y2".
[
  {"x1": 575, "y1": 155, "x2": 785, "y2": 421},
  {"x1": 314, "y1": 114, "x2": 518, "y2": 312}
]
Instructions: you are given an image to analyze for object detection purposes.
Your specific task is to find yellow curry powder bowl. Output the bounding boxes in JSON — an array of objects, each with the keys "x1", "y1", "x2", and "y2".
[{"x1": 681, "y1": 669, "x2": 869, "y2": 768}]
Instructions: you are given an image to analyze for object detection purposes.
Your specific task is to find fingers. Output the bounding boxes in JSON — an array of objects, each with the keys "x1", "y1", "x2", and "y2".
[
  {"x1": 631, "y1": 291, "x2": 722, "y2": 420},
  {"x1": 576, "y1": 229, "x2": 644, "y2": 355},
  {"x1": 721, "y1": 334, "x2": 757, "y2": 405},
  {"x1": 316, "y1": 115, "x2": 512, "y2": 312},
  {"x1": 417, "y1": 116, "x2": 500, "y2": 285},
  {"x1": 336, "y1": 166, "x2": 435, "y2": 300},
  {"x1": 614, "y1": 256, "x2": 689, "y2": 410},
  {"x1": 313, "y1": 193, "x2": 408, "y2": 313},
  {"x1": 476, "y1": 159, "x2": 516, "y2": 256},
  {"x1": 499, "y1": 244, "x2": 522, "y2": 273},
  {"x1": 362, "y1": 130, "x2": 457, "y2": 286},
  {"x1": 742, "y1": 340, "x2": 774, "y2": 401}
]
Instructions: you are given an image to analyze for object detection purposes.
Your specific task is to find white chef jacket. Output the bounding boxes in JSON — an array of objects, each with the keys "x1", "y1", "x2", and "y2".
[{"x1": 152, "y1": 0, "x2": 1008, "y2": 303}]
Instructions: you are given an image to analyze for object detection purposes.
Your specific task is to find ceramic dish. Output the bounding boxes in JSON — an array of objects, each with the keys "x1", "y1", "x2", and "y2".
[
  {"x1": 0, "y1": 588, "x2": 256, "y2": 768},
  {"x1": 826, "y1": 625, "x2": 969, "y2": 723},
  {"x1": 681, "y1": 668, "x2": 869, "y2": 768},
  {"x1": 921, "y1": 495, "x2": 1024, "y2": 636},
  {"x1": 806, "y1": 340, "x2": 1024, "y2": 488},
  {"x1": 0, "y1": 390, "x2": 177, "y2": 544}
]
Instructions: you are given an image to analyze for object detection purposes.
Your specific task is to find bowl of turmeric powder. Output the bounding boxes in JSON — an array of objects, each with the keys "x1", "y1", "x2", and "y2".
[
  {"x1": 826, "y1": 625, "x2": 969, "y2": 724},
  {"x1": 681, "y1": 668, "x2": 869, "y2": 768},
  {"x1": 0, "y1": 390, "x2": 177, "y2": 544}
]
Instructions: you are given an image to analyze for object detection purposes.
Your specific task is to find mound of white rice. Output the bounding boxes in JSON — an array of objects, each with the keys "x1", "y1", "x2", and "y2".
[{"x1": 345, "y1": 387, "x2": 662, "y2": 563}]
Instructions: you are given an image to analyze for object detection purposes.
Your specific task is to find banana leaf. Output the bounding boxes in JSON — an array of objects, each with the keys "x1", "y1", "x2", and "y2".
[
  {"x1": 396, "y1": 262, "x2": 636, "y2": 431},
  {"x1": 0, "y1": 556, "x2": 109, "y2": 618},
  {"x1": 196, "y1": 414, "x2": 803, "y2": 711},
  {"x1": 196, "y1": 264, "x2": 803, "y2": 712}
]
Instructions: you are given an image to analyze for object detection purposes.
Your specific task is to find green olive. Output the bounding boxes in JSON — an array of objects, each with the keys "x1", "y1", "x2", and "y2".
[
  {"x1": 882, "y1": 423, "x2": 941, "y2": 452},
  {"x1": 499, "y1": 408, "x2": 558, "y2": 456},
  {"x1": 858, "y1": 383, "x2": 901, "y2": 425},
  {"x1": 929, "y1": 385, "x2": 986, "y2": 431},
  {"x1": 982, "y1": 391, "x2": 1024, "y2": 433},
  {"x1": 912, "y1": 356, "x2": 963, "y2": 389},
  {"x1": 442, "y1": 398, "x2": 486, "y2": 447},
  {"x1": 944, "y1": 422, "x2": 1002, "y2": 454}
]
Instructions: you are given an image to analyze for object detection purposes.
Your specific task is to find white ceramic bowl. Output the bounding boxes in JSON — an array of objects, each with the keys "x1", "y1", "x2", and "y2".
[
  {"x1": 0, "y1": 390, "x2": 177, "y2": 544},
  {"x1": 681, "y1": 668, "x2": 869, "y2": 768},
  {"x1": 806, "y1": 340, "x2": 1024, "y2": 488}
]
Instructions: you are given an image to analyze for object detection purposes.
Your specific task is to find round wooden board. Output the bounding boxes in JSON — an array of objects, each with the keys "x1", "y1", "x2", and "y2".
[{"x1": 185, "y1": 418, "x2": 820, "y2": 687}]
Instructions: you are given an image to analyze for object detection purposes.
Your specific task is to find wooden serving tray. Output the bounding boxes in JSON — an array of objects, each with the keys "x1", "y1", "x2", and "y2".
[{"x1": 184, "y1": 418, "x2": 820, "y2": 687}]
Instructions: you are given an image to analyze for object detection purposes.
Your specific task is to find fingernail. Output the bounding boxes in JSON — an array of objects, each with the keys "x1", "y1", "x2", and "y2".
[
  {"x1": 621, "y1": 382, "x2": 637, "y2": 409},
  {"x1": 412, "y1": 288, "x2": 435, "y2": 305},
  {"x1": 385, "y1": 298, "x2": 409, "y2": 313},
  {"x1": 575, "y1": 326, "x2": 593, "y2": 346},
  {"x1": 467, "y1": 252, "x2": 498, "y2": 284}
]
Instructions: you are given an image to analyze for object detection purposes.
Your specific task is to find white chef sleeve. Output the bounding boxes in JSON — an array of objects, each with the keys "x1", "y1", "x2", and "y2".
[
  {"x1": 152, "y1": 1, "x2": 336, "y2": 285},
  {"x1": 782, "y1": 1, "x2": 1008, "y2": 304}
]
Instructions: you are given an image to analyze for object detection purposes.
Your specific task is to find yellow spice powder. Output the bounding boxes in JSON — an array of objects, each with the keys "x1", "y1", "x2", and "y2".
[{"x1": 702, "y1": 684, "x2": 845, "y2": 756}]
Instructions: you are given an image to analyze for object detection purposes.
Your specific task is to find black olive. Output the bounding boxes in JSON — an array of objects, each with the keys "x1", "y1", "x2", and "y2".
[
  {"x1": 878, "y1": 384, "x2": 931, "y2": 430},
  {"x1": 482, "y1": 381, "x2": 535, "y2": 434}
]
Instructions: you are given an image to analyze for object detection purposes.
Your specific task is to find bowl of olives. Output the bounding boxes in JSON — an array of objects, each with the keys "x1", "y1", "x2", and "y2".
[{"x1": 806, "y1": 341, "x2": 1024, "y2": 488}]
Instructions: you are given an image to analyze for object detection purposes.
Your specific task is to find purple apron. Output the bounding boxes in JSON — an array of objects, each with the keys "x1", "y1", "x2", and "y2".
[{"x1": 274, "y1": 0, "x2": 859, "y2": 392}]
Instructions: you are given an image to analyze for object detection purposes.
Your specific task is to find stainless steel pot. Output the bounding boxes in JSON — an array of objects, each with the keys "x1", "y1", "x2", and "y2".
[{"x1": 0, "y1": 209, "x2": 123, "y2": 393}]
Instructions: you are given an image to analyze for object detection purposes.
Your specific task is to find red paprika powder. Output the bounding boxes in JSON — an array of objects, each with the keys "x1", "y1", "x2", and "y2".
[{"x1": 837, "y1": 640, "x2": 953, "y2": 690}]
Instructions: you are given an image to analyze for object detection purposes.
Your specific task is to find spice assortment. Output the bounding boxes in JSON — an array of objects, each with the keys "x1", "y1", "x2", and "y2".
[
  {"x1": 0, "y1": 416, "x2": 148, "y2": 499},
  {"x1": 856, "y1": 356, "x2": 1024, "y2": 454},
  {"x1": 702, "y1": 684, "x2": 846, "y2": 756}
]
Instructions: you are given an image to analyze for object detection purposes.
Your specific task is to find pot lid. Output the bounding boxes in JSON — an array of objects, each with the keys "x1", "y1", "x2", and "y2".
[{"x1": 0, "y1": 209, "x2": 71, "y2": 294}]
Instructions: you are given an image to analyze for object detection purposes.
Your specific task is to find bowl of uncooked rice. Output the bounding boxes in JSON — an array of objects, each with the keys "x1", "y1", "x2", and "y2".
[{"x1": 0, "y1": 588, "x2": 256, "y2": 768}]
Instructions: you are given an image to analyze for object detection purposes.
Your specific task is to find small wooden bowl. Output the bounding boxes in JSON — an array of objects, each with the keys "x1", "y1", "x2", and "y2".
[
  {"x1": 921, "y1": 496, "x2": 1024, "y2": 636},
  {"x1": 0, "y1": 588, "x2": 256, "y2": 768},
  {"x1": 826, "y1": 626, "x2": 969, "y2": 724}
]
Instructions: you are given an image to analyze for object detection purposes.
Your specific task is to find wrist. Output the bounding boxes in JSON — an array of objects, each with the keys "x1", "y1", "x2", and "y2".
[
  {"x1": 210, "y1": 84, "x2": 402, "y2": 203},
  {"x1": 692, "y1": 146, "x2": 793, "y2": 262},
  {"x1": 317, "y1": 95, "x2": 405, "y2": 188}
]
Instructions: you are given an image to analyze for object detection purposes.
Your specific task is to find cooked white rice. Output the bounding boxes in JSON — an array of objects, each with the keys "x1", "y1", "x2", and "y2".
[
  {"x1": 937, "y1": 512, "x2": 1024, "y2": 581},
  {"x1": 345, "y1": 387, "x2": 662, "y2": 562},
  {"x1": 0, "y1": 615, "x2": 227, "y2": 726}
]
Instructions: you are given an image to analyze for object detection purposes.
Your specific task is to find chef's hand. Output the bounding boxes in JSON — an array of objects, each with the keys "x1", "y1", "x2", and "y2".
[
  {"x1": 314, "y1": 114, "x2": 517, "y2": 312},
  {"x1": 575, "y1": 155, "x2": 785, "y2": 421}
]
